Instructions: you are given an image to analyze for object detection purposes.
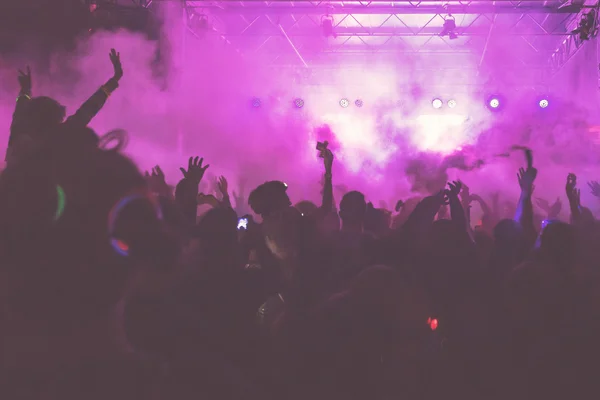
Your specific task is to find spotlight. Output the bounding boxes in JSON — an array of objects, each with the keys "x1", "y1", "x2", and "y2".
[
  {"x1": 432, "y1": 98, "x2": 443, "y2": 109},
  {"x1": 355, "y1": 99, "x2": 363, "y2": 108},
  {"x1": 294, "y1": 98, "x2": 304, "y2": 108},
  {"x1": 447, "y1": 99, "x2": 457, "y2": 108},
  {"x1": 251, "y1": 98, "x2": 261, "y2": 108},
  {"x1": 539, "y1": 99, "x2": 549, "y2": 109},
  {"x1": 486, "y1": 95, "x2": 503, "y2": 111},
  {"x1": 340, "y1": 98, "x2": 350, "y2": 108},
  {"x1": 440, "y1": 14, "x2": 458, "y2": 39}
]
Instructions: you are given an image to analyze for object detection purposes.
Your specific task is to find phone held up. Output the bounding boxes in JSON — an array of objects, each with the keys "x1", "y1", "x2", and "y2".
[
  {"x1": 316, "y1": 140, "x2": 329, "y2": 158},
  {"x1": 237, "y1": 217, "x2": 249, "y2": 231}
]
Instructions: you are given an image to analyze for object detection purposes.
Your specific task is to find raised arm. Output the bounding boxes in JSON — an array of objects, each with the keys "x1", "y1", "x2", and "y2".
[
  {"x1": 232, "y1": 177, "x2": 250, "y2": 216},
  {"x1": 566, "y1": 173, "x2": 582, "y2": 224},
  {"x1": 319, "y1": 146, "x2": 334, "y2": 213},
  {"x1": 65, "y1": 49, "x2": 123, "y2": 129},
  {"x1": 6, "y1": 67, "x2": 32, "y2": 162},
  {"x1": 175, "y1": 156, "x2": 210, "y2": 224},
  {"x1": 217, "y1": 176, "x2": 232, "y2": 209},
  {"x1": 447, "y1": 180, "x2": 467, "y2": 232},
  {"x1": 514, "y1": 166, "x2": 537, "y2": 242},
  {"x1": 459, "y1": 182, "x2": 472, "y2": 227},
  {"x1": 403, "y1": 191, "x2": 446, "y2": 235}
]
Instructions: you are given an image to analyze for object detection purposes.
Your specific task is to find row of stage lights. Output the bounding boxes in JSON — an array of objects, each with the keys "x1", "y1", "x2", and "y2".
[
  {"x1": 483, "y1": 95, "x2": 549, "y2": 111},
  {"x1": 431, "y1": 96, "x2": 550, "y2": 111},
  {"x1": 251, "y1": 96, "x2": 551, "y2": 110},
  {"x1": 251, "y1": 97, "x2": 364, "y2": 109}
]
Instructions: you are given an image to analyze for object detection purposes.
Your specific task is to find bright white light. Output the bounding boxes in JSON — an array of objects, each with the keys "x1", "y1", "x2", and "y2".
[
  {"x1": 447, "y1": 99, "x2": 457, "y2": 108},
  {"x1": 320, "y1": 112, "x2": 397, "y2": 173},
  {"x1": 539, "y1": 99, "x2": 549, "y2": 108},
  {"x1": 489, "y1": 98, "x2": 500, "y2": 108},
  {"x1": 432, "y1": 98, "x2": 443, "y2": 109},
  {"x1": 339, "y1": 98, "x2": 350, "y2": 108},
  {"x1": 413, "y1": 114, "x2": 471, "y2": 154}
]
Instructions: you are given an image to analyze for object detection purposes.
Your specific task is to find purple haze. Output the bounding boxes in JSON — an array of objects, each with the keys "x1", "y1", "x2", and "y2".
[{"x1": 0, "y1": 5, "x2": 599, "y2": 219}]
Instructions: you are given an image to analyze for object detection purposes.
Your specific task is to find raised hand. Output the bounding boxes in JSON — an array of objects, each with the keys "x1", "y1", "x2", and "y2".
[
  {"x1": 517, "y1": 167, "x2": 537, "y2": 194},
  {"x1": 217, "y1": 176, "x2": 229, "y2": 197},
  {"x1": 145, "y1": 165, "x2": 169, "y2": 195},
  {"x1": 566, "y1": 173, "x2": 577, "y2": 198},
  {"x1": 180, "y1": 156, "x2": 209, "y2": 184},
  {"x1": 535, "y1": 197, "x2": 551, "y2": 213},
  {"x1": 588, "y1": 181, "x2": 600, "y2": 198},
  {"x1": 109, "y1": 49, "x2": 123, "y2": 80},
  {"x1": 18, "y1": 66, "x2": 31, "y2": 94},
  {"x1": 446, "y1": 180, "x2": 462, "y2": 198}
]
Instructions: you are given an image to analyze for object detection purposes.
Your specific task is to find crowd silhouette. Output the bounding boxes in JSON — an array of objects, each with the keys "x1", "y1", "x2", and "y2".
[{"x1": 1, "y1": 48, "x2": 600, "y2": 400}]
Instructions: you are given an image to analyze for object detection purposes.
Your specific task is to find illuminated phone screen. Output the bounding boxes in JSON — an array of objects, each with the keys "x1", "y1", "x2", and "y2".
[{"x1": 237, "y1": 218, "x2": 248, "y2": 230}]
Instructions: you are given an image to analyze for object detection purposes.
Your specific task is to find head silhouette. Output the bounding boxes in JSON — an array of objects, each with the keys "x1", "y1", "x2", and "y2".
[
  {"x1": 26, "y1": 96, "x2": 67, "y2": 136},
  {"x1": 339, "y1": 191, "x2": 367, "y2": 230},
  {"x1": 249, "y1": 181, "x2": 291, "y2": 218},
  {"x1": 539, "y1": 220, "x2": 575, "y2": 268}
]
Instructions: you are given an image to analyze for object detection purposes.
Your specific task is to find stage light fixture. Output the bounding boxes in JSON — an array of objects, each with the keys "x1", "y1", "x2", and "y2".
[
  {"x1": 294, "y1": 98, "x2": 304, "y2": 108},
  {"x1": 340, "y1": 98, "x2": 350, "y2": 108},
  {"x1": 321, "y1": 15, "x2": 337, "y2": 38},
  {"x1": 571, "y1": 9, "x2": 597, "y2": 41},
  {"x1": 538, "y1": 99, "x2": 549, "y2": 109},
  {"x1": 355, "y1": 99, "x2": 363, "y2": 108},
  {"x1": 447, "y1": 99, "x2": 457, "y2": 108},
  {"x1": 251, "y1": 98, "x2": 261, "y2": 108},
  {"x1": 440, "y1": 14, "x2": 458, "y2": 40},
  {"x1": 432, "y1": 98, "x2": 443, "y2": 109}
]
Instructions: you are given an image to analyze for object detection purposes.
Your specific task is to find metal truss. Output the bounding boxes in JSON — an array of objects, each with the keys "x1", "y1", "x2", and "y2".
[
  {"x1": 548, "y1": 3, "x2": 600, "y2": 74},
  {"x1": 120, "y1": 1, "x2": 592, "y2": 85},
  {"x1": 180, "y1": 1, "x2": 579, "y2": 15}
]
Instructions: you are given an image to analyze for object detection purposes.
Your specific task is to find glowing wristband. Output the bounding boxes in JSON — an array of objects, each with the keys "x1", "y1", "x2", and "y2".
[
  {"x1": 16, "y1": 94, "x2": 31, "y2": 102},
  {"x1": 107, "y1": 191, "x2": 163, "y2": 257},
  {"x1": 54, "y1": 185, "x2": 66, "y2": 221}
]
